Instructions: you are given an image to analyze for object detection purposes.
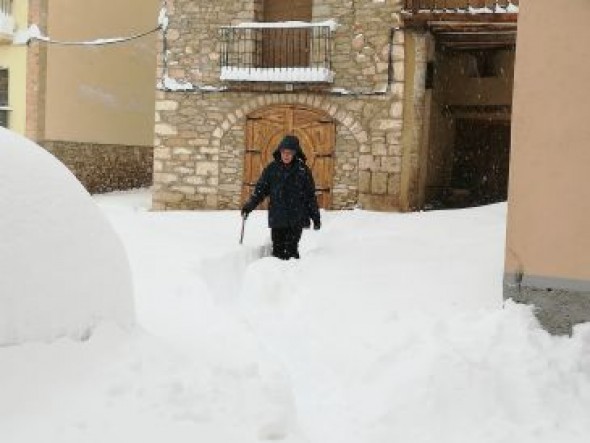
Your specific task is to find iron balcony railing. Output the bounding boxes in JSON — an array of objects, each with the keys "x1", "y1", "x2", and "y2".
[
  {"x1": 404, "y1": 0, "x2": 519, "y2": 13},
  {"x1": 219, "y1": 23, "x2": 334, "y2": 83}
]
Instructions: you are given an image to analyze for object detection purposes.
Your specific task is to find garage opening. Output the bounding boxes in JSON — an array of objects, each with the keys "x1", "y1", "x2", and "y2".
[{"x1": 415, "y1": 18, "x2": 517, "y2": 210}]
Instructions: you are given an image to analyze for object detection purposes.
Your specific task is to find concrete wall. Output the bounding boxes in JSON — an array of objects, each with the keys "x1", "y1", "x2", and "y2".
[
  {"x1": 504, "y1": 0, "x2": 590, "y2": 334},
  {"x1": 0, "y1": 0, "x2": 28, "y2": 134}
]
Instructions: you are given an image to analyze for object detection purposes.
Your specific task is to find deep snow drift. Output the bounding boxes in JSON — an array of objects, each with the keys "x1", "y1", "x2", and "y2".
[
  {"x1": 0, "y1": 128, "x2": 133, "y2": 346},
  {"x1": 1, "y1": 189, "x2": 589, "y2": 443}
]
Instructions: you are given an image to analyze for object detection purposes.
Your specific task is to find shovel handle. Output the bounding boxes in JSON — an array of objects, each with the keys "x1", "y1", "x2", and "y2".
[{"x1": 239, "y1": 214, "x2": 246, "y2": 245}]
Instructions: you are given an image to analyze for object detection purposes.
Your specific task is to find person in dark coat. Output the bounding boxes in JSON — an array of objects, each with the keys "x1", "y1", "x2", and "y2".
[{"x1": 241, "y1": 135, "x2": 321, "y2": 260}]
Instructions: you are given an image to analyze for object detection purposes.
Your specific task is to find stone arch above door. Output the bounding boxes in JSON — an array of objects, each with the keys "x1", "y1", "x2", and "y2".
[{"x1": 243, "y1": 104, "x2": 336, "y2": 209}]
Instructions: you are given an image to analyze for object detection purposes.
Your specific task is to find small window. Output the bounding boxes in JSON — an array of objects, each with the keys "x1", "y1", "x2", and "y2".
[
  {"x1": 0, "y1": 69, "x2": 8, "y2": 106},
  {"x1": 0, "y1": 69, "x2": 9, "y2": 128},
  {"x1": 0, "y1": 0, "x2": 13, "y2": 15},
  {"x1": 0, "y1": 110, "x2": 8, "y2": 128}
]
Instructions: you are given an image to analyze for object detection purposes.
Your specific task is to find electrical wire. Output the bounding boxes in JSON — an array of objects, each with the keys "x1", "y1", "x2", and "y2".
[{"x1": 28, "y1": 25, "x2": 161, "y2": 46}]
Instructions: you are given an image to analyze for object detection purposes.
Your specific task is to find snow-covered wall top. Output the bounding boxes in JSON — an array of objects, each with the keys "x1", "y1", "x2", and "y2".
[{"x1": 0, "y1": 128, "x2": 135, "y2": 346}]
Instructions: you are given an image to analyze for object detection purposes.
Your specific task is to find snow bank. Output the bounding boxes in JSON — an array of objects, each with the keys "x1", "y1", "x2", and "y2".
[
  {"x1": 0, "y1": 128, "x2": 134, "y2": 346},
  {"x1": 2, "y1": 189, "x2": 590, "y2": 443}
]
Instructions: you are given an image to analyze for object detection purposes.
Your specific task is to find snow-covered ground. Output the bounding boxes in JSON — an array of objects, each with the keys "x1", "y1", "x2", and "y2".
[{"x1": 1, "y1": 189, "x2": 589, "y2": 443}]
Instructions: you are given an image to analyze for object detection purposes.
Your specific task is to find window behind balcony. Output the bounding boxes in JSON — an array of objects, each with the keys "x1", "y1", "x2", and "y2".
[
  {"x1": 0, "y1": 69, "x2": 8, "y2": 128},
  {"x1": 0, "y1": 0, "x2": 12, "y2": 15},
  {"x1": 262, "y1": 0, "x2": 312, "y2": 68}
]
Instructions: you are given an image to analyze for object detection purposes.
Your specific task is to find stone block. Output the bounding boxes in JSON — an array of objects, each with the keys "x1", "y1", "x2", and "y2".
[
  {"x1": 393, "y1": 44, "x2": 404, "y2": 61},
  {"x1": 154, "y1": 172, "x2": 178, "y2": 184},
  {"x1": 155, "y1": 123, "x2": 178, "y2": 136},
  {"x1": 388, "y1": 173, "x2": 401, "y2": 195},
  {"x1": 184, "y1": 176, "x2": 205, "y2": 185},
  {"x1": 156, "y1": 100, "x2": 179, "y2": 111},
  {"x1": 390, "y1": 101, "x2": 403, "y2": 119},
  {"x1": 381, "y1": 156, "x2": 401, "y2": 173},
  {"x1": 388, "y1": 143, "x2": 403, "y2": 156},
  {"x1": 195, "y1": 161, "x2": 217, "y2": 176},
  {"x1": 358, "y1": 193, "x2": 399, "y2": 211},
  {"x1": 393, "y1": 61, "x2": 405, "y2": 82},
  {"x1": 359, "y1": 154, "x2": 376, "y2": 170},
  {"x1": 205, "y1": 194, "x2": 219, "y2": 208},
  {"x1": 373, "y1": 143, "x2": 387, "y2": 156},
  {"x1": 172, "y1": 185, "x2": 196, "y2": 195},
  {"x1": 359, "y1": 171, "x2": 372, "y2": 193},
  {"x1": 352, "y1": 34, "x2": 365, "y2": 50},
  {"x1": 157, "y1": 191, "x2": 184, "y2": 203},
  {"x1": 172, "y1": 147, "x2": 193, "y2": 156},
  {"x1": 372, "y1": 172, "x2": 388, "y2": 194}
]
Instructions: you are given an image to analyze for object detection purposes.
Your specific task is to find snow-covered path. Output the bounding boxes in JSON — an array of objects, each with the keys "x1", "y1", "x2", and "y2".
[{"x1": 1, "y1": 189, "x2": 589, "y2": 443}]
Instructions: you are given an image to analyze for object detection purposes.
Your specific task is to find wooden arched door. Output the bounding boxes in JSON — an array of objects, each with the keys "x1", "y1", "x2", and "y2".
[{"x1": 242, "y1": 105, "x2": 335, "y2": 209}]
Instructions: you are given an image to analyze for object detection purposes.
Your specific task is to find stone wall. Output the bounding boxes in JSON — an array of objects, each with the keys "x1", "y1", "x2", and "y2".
[
  {"x1": 43, "y1": 140, "x2": 153, "y2": 193},
  {"x1": 154, "y1": 0, "x2": 407, "y2": 211}
]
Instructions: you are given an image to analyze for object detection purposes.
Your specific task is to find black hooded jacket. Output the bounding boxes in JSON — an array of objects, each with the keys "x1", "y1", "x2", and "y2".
[{"x1": 243, "y1": 145, "x2": 321, "y2": 229}]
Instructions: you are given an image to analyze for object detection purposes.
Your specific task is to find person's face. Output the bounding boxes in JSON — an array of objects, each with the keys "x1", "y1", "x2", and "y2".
[{"x1": 280, "y1": 149, "x2": 295, "y2": 164}]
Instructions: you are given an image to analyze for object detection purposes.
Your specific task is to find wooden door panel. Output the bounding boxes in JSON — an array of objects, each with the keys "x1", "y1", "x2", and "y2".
[
  {"x1": 243, "y1": 105, "x2": 335, "y2": 209},
  {"x1": 264, "y1": 0, "x2": 312, "y2": 22},
  {"x1": 262, "y1": 0, "x2": 312, "y2": 68}
]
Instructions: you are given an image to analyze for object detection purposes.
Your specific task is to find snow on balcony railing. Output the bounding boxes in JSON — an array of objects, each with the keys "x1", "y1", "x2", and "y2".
[
  {"x1": 219, "y1": 21, "x2": 336, "y2": 83},
  {"x1": 220, "y1": 67, "x2": 334, "y2": 83},
  {"x1": 404, "y1": 1, "x2": 519, "y2": 14}
]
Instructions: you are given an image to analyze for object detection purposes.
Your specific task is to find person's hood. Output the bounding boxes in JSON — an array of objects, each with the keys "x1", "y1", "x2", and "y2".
[{"x1": 272, "y1": 135, "x2": 307, "y2": 162}]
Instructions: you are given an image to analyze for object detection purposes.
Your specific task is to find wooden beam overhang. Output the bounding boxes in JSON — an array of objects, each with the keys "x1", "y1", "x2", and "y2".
[
  {"x1": 402, "y1": 13, "x2": 518, "y2": 50},
  {"x1": 402, "y1": 12, "x2": 518, "y2": 27}
]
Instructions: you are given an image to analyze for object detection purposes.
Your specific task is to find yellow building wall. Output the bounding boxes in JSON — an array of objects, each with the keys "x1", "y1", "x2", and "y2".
[
  {"x1": 0, "y1": 0, "x2": 28, "y2": 135},
  {"x1": 44, "y1": 0, "x2": 159, "y2": 146}
]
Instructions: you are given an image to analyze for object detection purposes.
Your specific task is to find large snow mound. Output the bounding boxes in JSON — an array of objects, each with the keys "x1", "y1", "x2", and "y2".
[{"x1": 0, "y1": 128, "x2": 134, "y2": 346}]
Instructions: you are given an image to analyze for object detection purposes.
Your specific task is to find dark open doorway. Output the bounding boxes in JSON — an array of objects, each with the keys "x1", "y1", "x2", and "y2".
[
  {"x1": 420, "y1": 45, "x2": 515, "y2": 210},
  {"x1": 447, "y1": 119, "x2": 511, "y2": 208}
]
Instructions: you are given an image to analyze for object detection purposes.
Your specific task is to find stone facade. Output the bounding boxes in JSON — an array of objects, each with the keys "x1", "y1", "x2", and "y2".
[
  {"x1": 154, "y1": 0, "x2": 409, "y2": 211},
  {"x1": 43, "y1": 141, "x2": 153, "y2": 193}
]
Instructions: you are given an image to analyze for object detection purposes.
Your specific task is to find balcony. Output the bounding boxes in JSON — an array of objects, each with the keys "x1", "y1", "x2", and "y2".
[
  {"x1": 219, "y1": 21, "x2": 335, "y2": 83},
  {"x1": 0, "y1": 0, "x2": 14, "y2": 43}
]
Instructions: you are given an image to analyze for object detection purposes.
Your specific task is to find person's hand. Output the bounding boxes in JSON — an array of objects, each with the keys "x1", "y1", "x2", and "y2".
[{"x1": 313, "y1": 220, "x2": 321, "y2": 231}]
